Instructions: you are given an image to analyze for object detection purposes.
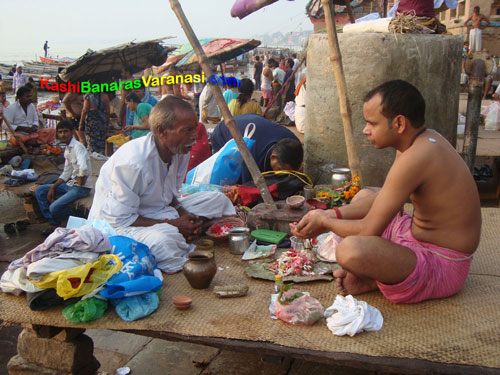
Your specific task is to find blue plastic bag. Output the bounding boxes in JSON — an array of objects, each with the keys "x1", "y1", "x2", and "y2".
[
  {"x1": 185, "y1": 123, "x2": 256, "y2": 185},
  {"x1": 100, "y1": 276, "x2": 162, "y2": 299},
  {"x1": 100, "y1": 236, "x2": 162, "y2": 299},
  {"x1": 112, "y1": 292, "x2": 159, "y2": 321}
]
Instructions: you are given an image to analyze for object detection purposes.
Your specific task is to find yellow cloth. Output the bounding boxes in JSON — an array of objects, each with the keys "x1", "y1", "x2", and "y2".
[
  {"x1": 228, "y1": 99, "x2": 262, "y2": 117},
  {"x1": 106, "y1": 134, "x2": 131, "y2": 147},
  {"x1": 33, "y1": 254, "x2": 122, "y2": 300}
]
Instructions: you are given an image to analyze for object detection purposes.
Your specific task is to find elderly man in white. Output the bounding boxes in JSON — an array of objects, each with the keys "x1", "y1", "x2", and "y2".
[{"x1": 89, "y1": 96, "x2": 235, "y2": 273}]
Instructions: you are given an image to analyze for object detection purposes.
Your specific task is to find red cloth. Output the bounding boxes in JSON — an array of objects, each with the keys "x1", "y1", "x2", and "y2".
[
  {"x1": 186, "y1": 122, "x2": 211, "y2": 174},
  {"x1": 397, "y1": 0, "x2": 435, "y2": 18},
  {"x1": 238, "y1": 184, "x2": 278, "y2": 206}
]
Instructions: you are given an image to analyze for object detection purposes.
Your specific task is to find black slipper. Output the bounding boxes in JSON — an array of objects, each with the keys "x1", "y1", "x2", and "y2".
[
  {"x1": 4, "y1": 223, "x2": 17, "y2": 234},
  {"x1": 16, "y1": 220, "x2": 30, "y2": 232}
]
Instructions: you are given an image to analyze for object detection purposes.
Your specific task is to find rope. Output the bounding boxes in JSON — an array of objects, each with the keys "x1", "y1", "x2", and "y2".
[{"x1": 262, "y1": 170, "x2": 313, "y2": 186}]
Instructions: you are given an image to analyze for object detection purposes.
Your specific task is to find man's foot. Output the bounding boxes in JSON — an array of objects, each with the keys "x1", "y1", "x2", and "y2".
[{"x1": 334, "y1": 268, "x2": 378, "y2": 296}]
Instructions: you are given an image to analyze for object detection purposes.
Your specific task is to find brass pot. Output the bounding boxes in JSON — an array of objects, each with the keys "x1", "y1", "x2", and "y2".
[{"x1": 183, "y1": 251, "x2": 217, "y2": 289}]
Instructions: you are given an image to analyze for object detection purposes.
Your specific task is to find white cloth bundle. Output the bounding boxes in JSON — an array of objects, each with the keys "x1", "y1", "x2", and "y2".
[
  {"x1": 324, "y1": 295, "x2": 383, "y2": 336},
  {"x1": 343, "y1": 18, "x2": 392, "y2": 34}
]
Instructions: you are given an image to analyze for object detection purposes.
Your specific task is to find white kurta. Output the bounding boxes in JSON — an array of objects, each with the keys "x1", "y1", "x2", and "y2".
[
  {"x1": 89, "y1": 133, "x2": 235, "y2": 272},
  {"x1": 3, "y1": 101, "x2": 38, "y2": 130}
]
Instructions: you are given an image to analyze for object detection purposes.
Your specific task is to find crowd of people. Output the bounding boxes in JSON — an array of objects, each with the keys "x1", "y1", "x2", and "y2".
[{"x1": 0, "y1": 42, "x2": 483, "y2": 307}]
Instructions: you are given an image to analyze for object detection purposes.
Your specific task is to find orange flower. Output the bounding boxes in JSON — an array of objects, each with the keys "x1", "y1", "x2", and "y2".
[{"x1": 343, "y1": 191, "x2": 350, "y2": 199}]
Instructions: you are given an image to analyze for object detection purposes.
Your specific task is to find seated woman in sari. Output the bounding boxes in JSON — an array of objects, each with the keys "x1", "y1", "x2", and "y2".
[{"x1": 228, "y1": 78, "x2": 262, "y2": 117}]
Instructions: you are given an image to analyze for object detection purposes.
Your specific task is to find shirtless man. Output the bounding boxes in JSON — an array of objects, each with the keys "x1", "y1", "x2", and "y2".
[
  {"x1": 465, "y1": 6, "x2": 490, "y2": 52},
  {"x1": 290, "y1": 80, "x2": 481, "y2": 304},
  {"x1": 159, "y1": 66, "x2": 182, "y2": 99}
]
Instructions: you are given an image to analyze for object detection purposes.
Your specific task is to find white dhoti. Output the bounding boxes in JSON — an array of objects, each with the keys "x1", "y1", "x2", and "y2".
[
  {"x1": 469, "y1": 28, "x2": 482, "y2": 52},
  {"x1": 115, "y1": 191, "x2": 235, "y2": 273}
]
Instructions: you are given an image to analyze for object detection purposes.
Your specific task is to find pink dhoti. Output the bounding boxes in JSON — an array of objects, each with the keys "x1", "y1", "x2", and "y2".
[{"x1": 376, "y1": 212, "x2": 473, "y2": 304}]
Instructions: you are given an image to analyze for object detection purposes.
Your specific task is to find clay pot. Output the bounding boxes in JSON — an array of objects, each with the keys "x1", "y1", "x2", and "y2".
[
  {"x1": 183, "y1": 251, "x2": 217, "y2": 289},
  {"x1": 173, "y1": 296, "x2": 193, "y2": 310}
]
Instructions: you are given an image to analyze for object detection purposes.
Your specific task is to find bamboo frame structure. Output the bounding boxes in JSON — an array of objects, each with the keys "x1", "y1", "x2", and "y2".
[
  {"x1": 169, "y1": 0, "x2": 277, "y2": 209},
  {"x1": 321, "y1": 0, "x2": 362, "y2": 181}
]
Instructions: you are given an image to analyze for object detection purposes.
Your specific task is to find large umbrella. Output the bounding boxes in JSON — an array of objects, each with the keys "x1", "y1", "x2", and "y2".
[
  {"x1": 157, "y1": 38, "x2": 260, "y2": 73},
  {"x1": 60, "y1": 38, "x2": 175, "y2": 83}
]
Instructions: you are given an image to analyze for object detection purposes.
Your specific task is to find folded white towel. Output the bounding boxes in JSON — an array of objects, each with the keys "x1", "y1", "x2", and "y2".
[{"x1": 324, "y1": 295, "x2": 383, "y2": 337}]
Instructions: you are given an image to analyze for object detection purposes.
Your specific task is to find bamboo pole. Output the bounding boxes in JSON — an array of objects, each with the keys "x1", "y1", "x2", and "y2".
[
  {"x1": 263, "y1": 56, "x2": 305, "y2": 117},
  {"x1": 169, "y1": 0, "x2": 277, "y2": 209},
  {"x1": 0, "y1": 113, "x2": 29, "y2": 154},
  {"x1": 321, "y1": 0, "x2": 362, "y2": 181},
  {"x1": 345, "y1": 0, "x2": 355, "y2": 23}
]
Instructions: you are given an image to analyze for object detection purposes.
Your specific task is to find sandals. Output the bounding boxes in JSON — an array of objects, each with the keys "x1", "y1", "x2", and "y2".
[{"x1": 3, "y1": 220, "x2": 30, "y2": 234}]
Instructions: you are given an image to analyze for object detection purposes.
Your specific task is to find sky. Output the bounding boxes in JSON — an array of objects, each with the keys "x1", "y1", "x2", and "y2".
[{"x1": 0, "y1": 0, "x2": 312, "y2": 62}]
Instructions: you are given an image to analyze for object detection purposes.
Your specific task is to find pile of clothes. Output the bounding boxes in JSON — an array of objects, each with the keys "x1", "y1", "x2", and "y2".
[{"x1": 0, "y1": 223, "x2": 163, "y2": 323}]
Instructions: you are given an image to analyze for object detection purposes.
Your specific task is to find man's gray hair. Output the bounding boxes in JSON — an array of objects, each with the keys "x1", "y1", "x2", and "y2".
[{"x1": 149, "y1": 96, "x2": 194, "y2": 136}]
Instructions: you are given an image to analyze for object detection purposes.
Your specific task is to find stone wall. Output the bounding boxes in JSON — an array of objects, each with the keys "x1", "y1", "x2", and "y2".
[{"x1": 305, "y1": 33, "x2": 462, "y2": 187}]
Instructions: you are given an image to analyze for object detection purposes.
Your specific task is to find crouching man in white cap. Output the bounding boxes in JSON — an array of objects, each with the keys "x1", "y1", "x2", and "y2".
[{"x1": 89, "y1": 96, "x2": 235, "y2": 273}]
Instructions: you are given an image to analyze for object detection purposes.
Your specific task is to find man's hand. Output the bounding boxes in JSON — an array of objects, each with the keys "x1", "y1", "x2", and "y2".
[
  {"x1": 123, "y1": 125, "x2": 134, "y2": 132},
  {"x1": 168, "y1": 211, "x2": 203, "y2": 242},
  {"x1": 75, "y1": 176, "x2": 87, "y2": 186},
  {"x1": 47, "y1": 187, "x2": 55, "y2": 203},
  {"x1": 290, "y1": 209, "x2": 330, "y2": 239}
]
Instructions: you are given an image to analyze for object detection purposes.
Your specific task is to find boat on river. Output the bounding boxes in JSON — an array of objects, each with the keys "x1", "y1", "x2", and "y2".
[{"x1": 39, "y1": 56, "x2": 75, "y2": 65}]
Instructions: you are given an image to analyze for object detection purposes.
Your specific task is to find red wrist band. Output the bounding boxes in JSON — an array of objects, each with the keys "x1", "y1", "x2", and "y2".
[
  {"x1": 332, "y1": 206, "x2": 342, "y2": 219},
  {"x1": 164, "y1": 218, "x2": 169, "y2": 223}
]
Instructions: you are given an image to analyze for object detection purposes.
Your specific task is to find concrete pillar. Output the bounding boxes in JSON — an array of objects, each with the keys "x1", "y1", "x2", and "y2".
[{"x1": 305, "y1": 33, "x2": 462, "y2": 187}]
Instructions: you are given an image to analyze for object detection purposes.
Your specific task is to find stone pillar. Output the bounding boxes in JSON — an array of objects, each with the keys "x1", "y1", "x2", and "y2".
[
  {"x1": 305, "y1": 33, "x2": 462, "y2": 186},
  {"x1": 7, "y1": 327, "x2": 100, "y2": 375}
]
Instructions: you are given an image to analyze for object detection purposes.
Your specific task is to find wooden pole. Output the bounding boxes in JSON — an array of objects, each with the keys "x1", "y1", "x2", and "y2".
[
  {"x1": 345, "y1": 0, "x2": 355, "y2": 24},
  {"x1": 169, "y1": 0, "x2": 277, "y2": 209},
  {"x1": 321, "y1": 0, "x2": 362, "y2": 181},
  {"x1": 383, "y1": 0, "x2": 388, "y2": 18},
  {"x1": 0, "y1": 113, "x2": 29, "y2": 154},
  {"x1": 263, "y1": 56, "x2": 305, "y2": 117}
]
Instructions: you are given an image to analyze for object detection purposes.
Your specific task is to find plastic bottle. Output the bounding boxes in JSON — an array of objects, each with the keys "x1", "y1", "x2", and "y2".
[{"x1": 274, "y1": 274, "x2": 284, "y2": 294}]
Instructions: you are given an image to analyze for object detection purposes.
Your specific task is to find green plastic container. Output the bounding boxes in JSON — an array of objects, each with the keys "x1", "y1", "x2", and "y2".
[{"x1": 251, "y1": 229, "x2": 287, "y2": 244}]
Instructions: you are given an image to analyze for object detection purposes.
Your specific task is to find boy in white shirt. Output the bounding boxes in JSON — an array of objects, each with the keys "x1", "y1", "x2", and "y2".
[{"x1": 35, "y1": 120, "x2": 92, "y2": 235}]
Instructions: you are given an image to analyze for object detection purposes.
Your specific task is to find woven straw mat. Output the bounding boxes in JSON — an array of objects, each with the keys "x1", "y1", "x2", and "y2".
[{"x1": 1, "y1": 208, "x2": 499, "y2": 369}]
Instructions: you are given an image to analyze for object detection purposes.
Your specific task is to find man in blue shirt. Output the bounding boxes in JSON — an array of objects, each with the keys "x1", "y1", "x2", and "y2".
[{"x1": 211, "y1": 113, "x2": 303, "y2": 184}]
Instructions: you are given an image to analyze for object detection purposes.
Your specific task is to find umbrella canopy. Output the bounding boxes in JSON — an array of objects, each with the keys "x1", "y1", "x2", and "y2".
[
  {"x1": 60, "y1": 38, "x2": 175, "y2": 83},
  {"x1": 157, "y1": 38, "x2": 260, "y2": 73}
]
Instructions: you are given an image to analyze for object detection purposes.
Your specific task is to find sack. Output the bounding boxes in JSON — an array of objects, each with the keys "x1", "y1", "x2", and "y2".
[
  {"x1": 186, "y1": 123, "x2": 256, "y2": 185},
  {"x1": 33, "y1": 254, "x2": 122, "y2": 300},
  {"x1": 483, "y1": 102, "x2": 500, "y2": 131}
]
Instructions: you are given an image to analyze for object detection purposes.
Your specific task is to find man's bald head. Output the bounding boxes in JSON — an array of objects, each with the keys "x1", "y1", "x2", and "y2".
[{"x1": 149, "y1": 96, "x2": 195, "y2": 136}]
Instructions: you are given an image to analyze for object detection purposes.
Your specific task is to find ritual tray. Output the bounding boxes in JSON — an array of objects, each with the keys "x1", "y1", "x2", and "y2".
[{"x1": 244, "y1": 248, "x2": 340, "y2": 282}]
